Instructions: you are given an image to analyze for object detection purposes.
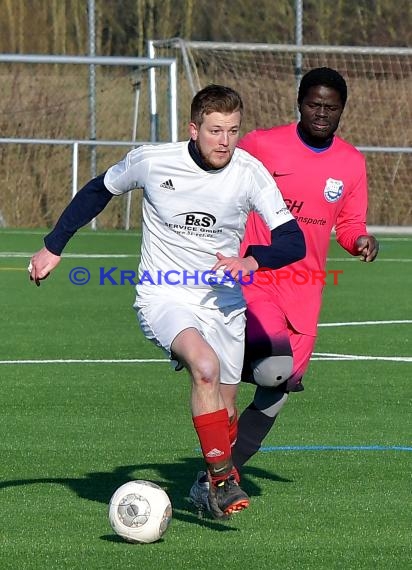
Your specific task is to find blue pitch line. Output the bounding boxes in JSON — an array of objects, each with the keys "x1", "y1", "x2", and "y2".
[{"x1": 260, "y1": 445, "x2": 412, "y2": 452}]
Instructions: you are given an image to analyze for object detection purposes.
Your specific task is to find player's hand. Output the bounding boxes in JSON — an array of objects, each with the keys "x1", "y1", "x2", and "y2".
[
  {"x1": 211, "y1": 252, "x2": 258, "y2": 281},
  {"x1": 28, "y1": 247, "x2": 61, "y2": 286},
  {"x1": 355, "y1": 235, "x2": 379, "y2": 262}
]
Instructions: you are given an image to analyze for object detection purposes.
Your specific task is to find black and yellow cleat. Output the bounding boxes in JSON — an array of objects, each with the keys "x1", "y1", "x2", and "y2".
[{"x1": 208, "y1": 474, "x2": 249, "y2": 519}]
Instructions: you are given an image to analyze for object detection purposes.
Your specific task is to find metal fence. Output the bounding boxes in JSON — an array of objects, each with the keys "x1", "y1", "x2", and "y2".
[
  {"x1": 1, "y1": 44, "x2": 411, "y2": 229},
  {"x1": 0, "y1": 53, "x2": 177, "y2": 229}
]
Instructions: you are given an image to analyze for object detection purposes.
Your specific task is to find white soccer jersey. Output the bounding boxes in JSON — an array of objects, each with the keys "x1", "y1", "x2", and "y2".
[{"x1": 104, "y1": 141, "x2": 293, "y2": 308}]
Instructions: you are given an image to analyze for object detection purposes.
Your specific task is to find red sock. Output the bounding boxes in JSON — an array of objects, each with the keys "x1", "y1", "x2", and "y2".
[
  {"x1": 229, "y1": 409, "x2": 238, "y2": 447},
  {"x1": 193, "y1": 408, "x2": 230, "y2": 471}
]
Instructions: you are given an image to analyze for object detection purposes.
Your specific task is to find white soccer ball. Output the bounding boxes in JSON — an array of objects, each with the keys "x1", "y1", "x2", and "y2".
[{"x1": 108, "y1": 480, "x2": 172, "y2": 544}]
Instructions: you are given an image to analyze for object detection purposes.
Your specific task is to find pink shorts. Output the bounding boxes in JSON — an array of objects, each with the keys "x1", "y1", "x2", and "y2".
[{"x1": 243, "y1": 298, "x2": 316, "y2": 389}]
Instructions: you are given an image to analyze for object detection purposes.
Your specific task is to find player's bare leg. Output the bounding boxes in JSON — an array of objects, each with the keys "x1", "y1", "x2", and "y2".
[{"x1": 172, "y1": 329, "x2": 249, "y2": 517}]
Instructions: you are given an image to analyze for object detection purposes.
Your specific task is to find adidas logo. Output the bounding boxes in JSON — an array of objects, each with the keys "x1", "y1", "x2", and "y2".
[
  {"x1": 160, "y1": 179, "x2": 175, "y2": 191},
  {"x1": 205, "y1": 448, "x2": 224, "y2": 458}
]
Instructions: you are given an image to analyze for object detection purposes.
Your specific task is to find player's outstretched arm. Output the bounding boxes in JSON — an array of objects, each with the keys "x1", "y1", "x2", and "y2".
[
  {"x1": 27, "y1": 172, "x2": 113, "y2": 287},
  {"x1": 355, "y1": 235, "x2": 379, "y2": 262}
]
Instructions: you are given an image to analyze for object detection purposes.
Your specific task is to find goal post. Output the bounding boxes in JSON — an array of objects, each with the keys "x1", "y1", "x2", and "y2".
[{"x1": 151, "y1": 40, "x2": 412, "y2": 228}]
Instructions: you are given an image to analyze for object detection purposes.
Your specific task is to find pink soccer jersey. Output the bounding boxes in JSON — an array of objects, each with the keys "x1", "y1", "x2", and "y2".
[{"x1": 239, "y1": 122, "x2": 369, "y2": 335}]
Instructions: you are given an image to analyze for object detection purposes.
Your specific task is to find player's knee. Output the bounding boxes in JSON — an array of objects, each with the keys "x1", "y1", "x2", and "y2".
[
  {"x1": 191, "y1": 351, "x2": 220, "y2": 385},
  {"x1": 252, "y1": 355, "x2": 293, "y2": 388}
]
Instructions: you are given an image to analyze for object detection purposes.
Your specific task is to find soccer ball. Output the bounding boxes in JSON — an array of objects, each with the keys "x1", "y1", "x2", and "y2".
[{"x1": 108, "y1": 480, "x2": 172, "y2": 544}]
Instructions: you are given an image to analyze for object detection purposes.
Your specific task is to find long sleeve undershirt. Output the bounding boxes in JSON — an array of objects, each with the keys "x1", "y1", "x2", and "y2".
[{"x1": 44, "y1": 172, "x2": 112, "y2": 255}]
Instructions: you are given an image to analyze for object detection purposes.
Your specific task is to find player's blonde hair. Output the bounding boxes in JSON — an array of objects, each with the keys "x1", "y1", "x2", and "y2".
[{"x1": 190, "y1": 84, "x2": 244, "y2": 126}]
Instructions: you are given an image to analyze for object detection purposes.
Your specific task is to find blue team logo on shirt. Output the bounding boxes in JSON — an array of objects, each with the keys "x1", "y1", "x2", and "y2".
[{"x1": 324, "y1": 178, "x2": 344, "y2": 203}]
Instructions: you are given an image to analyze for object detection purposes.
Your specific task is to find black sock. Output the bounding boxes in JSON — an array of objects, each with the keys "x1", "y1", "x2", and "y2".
[{"x1": 232, "y1": 404, "x2": 277, "y2": 469}]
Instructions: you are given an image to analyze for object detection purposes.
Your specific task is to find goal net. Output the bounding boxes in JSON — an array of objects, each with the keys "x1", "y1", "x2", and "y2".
[{"x1": 152, "y1": 40, "x2": 412, "y2": 227}]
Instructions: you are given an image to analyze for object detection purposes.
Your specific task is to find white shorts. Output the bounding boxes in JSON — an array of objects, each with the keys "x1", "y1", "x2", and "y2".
[{"x1": 134, "y1": 298, "x2": 246, "y2": 385}]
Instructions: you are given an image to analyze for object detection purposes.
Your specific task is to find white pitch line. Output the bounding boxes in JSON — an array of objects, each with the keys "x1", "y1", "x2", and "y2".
[
  {"x1": 377, "y1": 237, "x2": 412, "y2": 241},
  {"x1": 311, "y1": 357, "x2": 353, "y2": 361},
  {"x1": 1, "y1": 229, "x2": 410, "y2": 239},
  {"x1": 2, "y1": 354, "x2": 412, "y2": 365},
  {"x1": 313, "y1": 352, "x2": 412, "y2": 362},
  {"x1": 0, "y1": 252, "x2": 137, "y2": 258},
  {"x1": 326, "y1": 257, "x2": 412, "y2": 262},
  {"x1": 0, "y1": 358, "x2": 168, "y2": 365},
  {"x1": 0, "y1": 230, "x2": 142, "y2": 237},
  {"x1": 319, "y1": 320, "x2": 412, "y2": 327},
  {"x1": 1, "y1": 319, "x2": 411, "y2": 365},
  {"x1": 2, "y1": 251, "x2": 411, "y2": 262}
]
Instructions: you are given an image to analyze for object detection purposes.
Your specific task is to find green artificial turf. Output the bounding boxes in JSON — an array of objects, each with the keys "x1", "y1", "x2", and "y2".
[{"x1": 0, "y1": 229, "x2": 410, "y2": 569}]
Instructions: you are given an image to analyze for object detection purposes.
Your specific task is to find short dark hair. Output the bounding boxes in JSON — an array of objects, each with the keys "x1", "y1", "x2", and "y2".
[
  {"x1": 298, "y1": 67, "x2": 348, "y2": 108},
  {"x1": 190, "y1": 84, "x2": 243, "y2": 125}
]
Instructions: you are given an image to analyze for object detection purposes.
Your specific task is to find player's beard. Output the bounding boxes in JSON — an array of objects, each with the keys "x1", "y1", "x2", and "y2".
[{"x1": 199, "y1": 146, "x2": 232, "y2": 170}]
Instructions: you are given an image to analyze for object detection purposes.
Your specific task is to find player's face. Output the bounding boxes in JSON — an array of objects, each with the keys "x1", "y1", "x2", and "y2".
[
  {"x1": 299, "y1": 85, "x2": 344, "y2": 141},
  {"x1": 189, "y1": 111, "x2": 241, "y2": 169}
]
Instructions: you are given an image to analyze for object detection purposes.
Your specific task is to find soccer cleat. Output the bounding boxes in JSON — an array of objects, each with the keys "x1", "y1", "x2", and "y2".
[
  {"x1": 188, "y1": 471, "x2": 209, "y2": 512},
  {"x1": 189, "y1": 470, "x2": 249, "y2": 519},
  {"x1": 208, "y1": 474, "x2": 250, "y2": 518}
]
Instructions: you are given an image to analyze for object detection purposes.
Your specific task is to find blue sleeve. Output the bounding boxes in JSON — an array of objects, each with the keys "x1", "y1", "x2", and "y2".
[
  {"x1": 44, "y1": 172, "x2": 113, "y2": 255},
  {"x1": 244, "y1": 219, "x2": 306, "y2": 269}
]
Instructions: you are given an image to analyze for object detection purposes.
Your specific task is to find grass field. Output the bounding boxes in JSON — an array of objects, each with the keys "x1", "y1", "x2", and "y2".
[{"x1": 0, "y1": 229, "x2": 411, "y2": 570}]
